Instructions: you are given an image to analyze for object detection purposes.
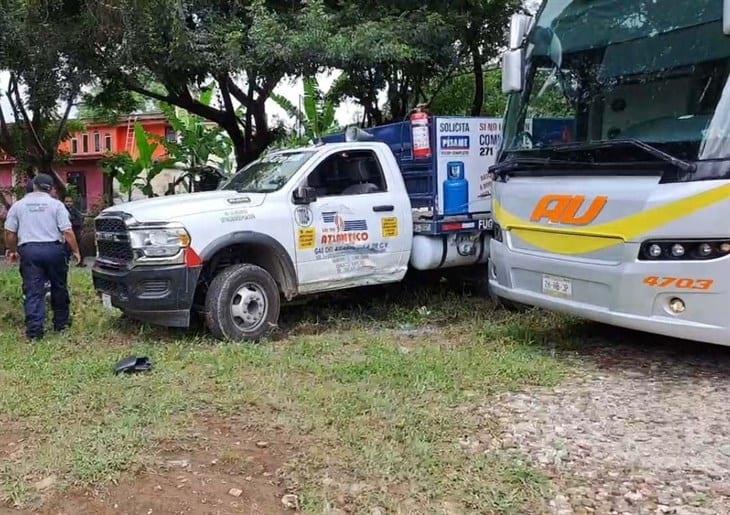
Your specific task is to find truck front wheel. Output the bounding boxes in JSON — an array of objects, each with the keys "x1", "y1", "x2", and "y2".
[{"x1": 204, "y1": 264, "x2": 281, "y2": 342}]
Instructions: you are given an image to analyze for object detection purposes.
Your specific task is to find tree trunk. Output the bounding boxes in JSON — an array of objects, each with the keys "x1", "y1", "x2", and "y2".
[
  {"x1": 470, "y1": 44, "x2": 484, "y2": 116},
  {"x1": 47, "y1": 166, "x2": 67, "y2": 198}
]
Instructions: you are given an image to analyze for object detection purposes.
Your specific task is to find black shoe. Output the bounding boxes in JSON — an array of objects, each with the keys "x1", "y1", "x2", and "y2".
[
  {"x1": 27, "y1": 334, "x2": 43, "y2": 342},
  {"x1": 53, "y1": 321, "x2": 72, "y2": 332}
]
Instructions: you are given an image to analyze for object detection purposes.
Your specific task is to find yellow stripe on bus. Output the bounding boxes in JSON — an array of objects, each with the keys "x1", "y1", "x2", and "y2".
[{"x1": 493, "y1": 182, "x2": 730, "y2": 255}]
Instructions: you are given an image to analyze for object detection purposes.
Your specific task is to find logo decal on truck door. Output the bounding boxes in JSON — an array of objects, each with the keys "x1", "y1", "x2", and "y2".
[{"x1": 530, "y1": 195, "x2": 608, "y2": 225}]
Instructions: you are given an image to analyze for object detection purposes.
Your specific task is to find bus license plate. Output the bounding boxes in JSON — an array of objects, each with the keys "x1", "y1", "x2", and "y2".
[
  {"x1": 101, "y1": 293, "x2": 114, "y2": 310},
  {"x1": 542, "y1": 275, "x2": 572, "y2": 298}
]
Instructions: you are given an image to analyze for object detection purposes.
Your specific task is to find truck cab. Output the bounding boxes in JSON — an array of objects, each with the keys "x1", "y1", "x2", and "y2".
[{"x1": 93, "y1": 118, "x2": 498, "y2": 341}]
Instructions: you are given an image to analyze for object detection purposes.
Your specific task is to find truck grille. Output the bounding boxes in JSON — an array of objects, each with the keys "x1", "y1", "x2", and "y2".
[
  {"x1": 95, "y1": 215, "x2": 133, "y2": 266},
  {"x1": 96, "y1": 239, "x2": 134, "y2": 262},
  {"x1": 95, "y1": 216, "x2": 127, "y2": 233}
]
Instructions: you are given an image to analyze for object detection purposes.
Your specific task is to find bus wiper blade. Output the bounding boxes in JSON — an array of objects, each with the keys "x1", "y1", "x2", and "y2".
[
  {"x1": 490, "y1": 156, "x2": 597, "y2": 179},
  {"x1": 556, "y1": 139, "x2": 696, "y2": 174}
]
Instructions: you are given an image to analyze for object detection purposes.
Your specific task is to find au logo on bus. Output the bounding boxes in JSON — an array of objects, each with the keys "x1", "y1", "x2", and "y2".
[{"x1": 531, "y1": 195, "x2": 608, "y2": 226}]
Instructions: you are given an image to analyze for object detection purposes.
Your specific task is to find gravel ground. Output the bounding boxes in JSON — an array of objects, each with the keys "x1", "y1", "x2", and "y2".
[{"x1": 475, "y1": 325, "x2": 730, "y2": 515}]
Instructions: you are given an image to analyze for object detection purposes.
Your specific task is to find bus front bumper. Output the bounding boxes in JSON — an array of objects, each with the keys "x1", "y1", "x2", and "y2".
[{"x1": 489, "y1": 240, "x2": 729, "y2": 346}]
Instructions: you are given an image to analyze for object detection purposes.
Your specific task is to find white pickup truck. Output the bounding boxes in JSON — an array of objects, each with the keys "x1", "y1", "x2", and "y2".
[{"x1": 92, "y1": 118, "x2": 497, "y2": 341}]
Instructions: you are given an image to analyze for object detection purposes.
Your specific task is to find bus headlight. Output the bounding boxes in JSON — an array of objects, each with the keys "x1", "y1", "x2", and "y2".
[{"x1": 640, "y1": 240, "x2": 730, "y2": 261}]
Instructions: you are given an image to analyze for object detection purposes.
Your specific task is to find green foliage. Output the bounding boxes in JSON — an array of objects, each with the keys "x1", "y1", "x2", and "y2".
[
  {"x1": 80, "y1": 0, "x2": 520, "y2": 159},
  {"x1": 272, "y1": 77, "x2": 341, "y2": 145},
  {"x1": 78, "y1": 87, "x2": 159, "y2": 125},
  {"x1": 101, "y1": 124, "x2": 174, "y2": 201},
  {"x1": 430, "y1": 69, "x2": 509, "y2": 117},
  {"x1": 159, "y1": 88, "x2": 233, "y2": 190},
  {"x1": 325, "y1": 1, "x2": 519, "y2": 124},
  {"x1": 429, "y1": 68, "x2": 574, "y2": 120},
  {"x1": 0, "y1": 0, "x2": 91, "y2": 191},
  {"x1": 83, "y1": 0, "x2": 335, "y2": 168}
]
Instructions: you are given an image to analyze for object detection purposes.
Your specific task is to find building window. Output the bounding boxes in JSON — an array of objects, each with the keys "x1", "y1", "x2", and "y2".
[
  {"x1": 71, "y1": 138, "x2": 78, "y2": 154},
  {"x1": 104, "y1": 134, "x2": 112, "y2": 152},
  {"x1": 82, "y1": 134, "x2": 89, "y2": 153},
  {"x1": 94, "y1": 132, "x2": 101, "y2": 153}
]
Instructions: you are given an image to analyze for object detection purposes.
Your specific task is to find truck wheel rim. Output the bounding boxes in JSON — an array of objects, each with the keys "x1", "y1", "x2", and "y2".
[{"x1": 230, "y1": 283, "x2": 268, "y2": 331}]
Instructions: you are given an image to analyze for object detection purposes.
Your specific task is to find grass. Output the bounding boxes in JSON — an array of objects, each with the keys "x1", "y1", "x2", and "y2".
[{"x1": 0, "y1": 267, "x2": 581, "y2": 513}]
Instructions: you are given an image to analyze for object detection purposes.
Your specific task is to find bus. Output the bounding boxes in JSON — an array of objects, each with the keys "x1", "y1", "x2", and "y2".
[{"x1": 489, "y1": 0, "x2": 730, "y2": 345}]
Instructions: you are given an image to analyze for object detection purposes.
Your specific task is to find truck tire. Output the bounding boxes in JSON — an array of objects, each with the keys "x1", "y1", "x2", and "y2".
[{"x1": 204, "y1": 264, "x2": 280, "y2": 342}]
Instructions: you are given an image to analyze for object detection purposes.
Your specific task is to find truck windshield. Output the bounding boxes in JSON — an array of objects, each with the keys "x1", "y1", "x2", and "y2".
[
  {"x1": 222, "y1": 151, "x2": 315, "y2": 193},
  {"x1": 503, "y1": 0, "x2": 730, "y2": 162}
]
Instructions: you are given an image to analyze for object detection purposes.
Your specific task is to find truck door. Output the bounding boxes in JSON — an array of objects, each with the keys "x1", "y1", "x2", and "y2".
[{"x1": 292, "y1": 149, "x2": 410, "y2": 293}]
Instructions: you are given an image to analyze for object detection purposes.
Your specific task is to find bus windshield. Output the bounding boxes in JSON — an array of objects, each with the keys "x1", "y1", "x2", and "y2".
[{"x1": 503, "y1": 0, "x2": 730, "y2": 162}]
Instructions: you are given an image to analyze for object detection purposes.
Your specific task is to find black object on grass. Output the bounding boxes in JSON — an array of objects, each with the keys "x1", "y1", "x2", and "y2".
[{"x1": 114, "y1": 356, "x2": 153, "y2": 375}]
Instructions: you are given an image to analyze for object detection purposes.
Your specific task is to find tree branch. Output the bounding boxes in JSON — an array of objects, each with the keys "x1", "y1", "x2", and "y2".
[
  {"x1": 9, "y1": 74, "x2": 46, "y2": 155},
  {"x1": 226, "y1": 77, "x2": 250, "y2": 107},
  {"x1": 124, "y1": 77, "x2": 227, "y2": 125},
  {"x1": 53, "y1": 94, "x2": 76, "y2": 148}
]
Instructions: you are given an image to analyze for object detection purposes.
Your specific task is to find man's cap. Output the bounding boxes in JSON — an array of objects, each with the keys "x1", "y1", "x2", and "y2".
[{"x1": 32, "y1": 173, "x2": 54, "y2": 191}]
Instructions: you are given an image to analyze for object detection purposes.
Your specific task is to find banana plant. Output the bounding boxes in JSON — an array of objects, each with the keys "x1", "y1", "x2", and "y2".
[
  {"x1": 101, "y1": 123, "x2": 174, "y2": 201},
  {"x1": 160, "y1": 88, "x2": 233, "y2": 192},
  {"x1": 272, "y1": 77, "x2": 340, "y2": 145}
]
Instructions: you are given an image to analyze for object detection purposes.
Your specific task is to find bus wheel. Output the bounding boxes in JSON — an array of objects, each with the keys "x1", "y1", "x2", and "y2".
[{"x1": 205, "y1": 264, "x2": 280, "y2": 342}]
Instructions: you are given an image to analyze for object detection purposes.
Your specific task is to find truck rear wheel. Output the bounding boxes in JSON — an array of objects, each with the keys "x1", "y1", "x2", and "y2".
[{"x1": 204, "y1": 264, "x2": 280, "y2": 342}]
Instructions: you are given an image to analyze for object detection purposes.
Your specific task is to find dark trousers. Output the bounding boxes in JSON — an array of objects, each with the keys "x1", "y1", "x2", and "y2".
[
  {"x1": 18, "y1": 242, "x2": 70, "y2": 338},
  {"x1": 72, "y1": 226, "x2": 83, "y2": 261}
]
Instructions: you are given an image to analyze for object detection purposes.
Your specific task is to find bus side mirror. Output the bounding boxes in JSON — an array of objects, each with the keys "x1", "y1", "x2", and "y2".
[
  {"x1": 502, "y1": 49, "x2": 524, "y2": 94},
  {"x1": 724, "y1": 0, "x2": 730, "y2": 35},
  {"x1": 293, "y1": 186, "x2": 317, "y2": 205},
  {"x1": 509, "y1": 14, "x2": 533, "y2": 50}
]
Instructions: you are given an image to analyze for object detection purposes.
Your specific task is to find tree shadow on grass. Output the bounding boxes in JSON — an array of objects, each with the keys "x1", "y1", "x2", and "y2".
[{"x1": 519, "y1": 316, "x2": 730, "y2": 378}]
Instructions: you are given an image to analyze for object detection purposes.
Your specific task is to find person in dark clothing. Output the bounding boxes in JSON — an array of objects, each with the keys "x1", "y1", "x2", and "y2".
[
  {"x1": 64, "y1": 195, "x2": 86, "y2": 267},
  {"x1": 4, "y1": 174, "x2": 81, "y2": 340}
]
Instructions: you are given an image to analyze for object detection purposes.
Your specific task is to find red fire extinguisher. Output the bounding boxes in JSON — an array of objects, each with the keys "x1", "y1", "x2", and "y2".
[{"x1": 410, "y1": 106, "x2": 431, "y2": 160}]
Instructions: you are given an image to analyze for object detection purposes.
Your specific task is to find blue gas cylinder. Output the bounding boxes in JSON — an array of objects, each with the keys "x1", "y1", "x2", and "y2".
[{"x1": 443, "y1": 161, "x2": 469, "y2": 215}]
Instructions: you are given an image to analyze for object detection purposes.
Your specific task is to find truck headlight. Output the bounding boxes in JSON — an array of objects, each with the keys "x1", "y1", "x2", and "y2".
[{"x1": 129, "y1": 225, "x2": 191, "y2": 258}]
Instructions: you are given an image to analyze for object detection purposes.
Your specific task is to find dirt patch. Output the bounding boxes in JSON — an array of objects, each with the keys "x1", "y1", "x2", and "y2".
[
  {"x1": 18, "y1": 415, "x2": 295, "y2": 515},
  {"x1": 0, "y1": 420, "x2": 31, "y2": 467},
  {"x1": 475, "y1": 327, "x2": 730, "y2": 515}
]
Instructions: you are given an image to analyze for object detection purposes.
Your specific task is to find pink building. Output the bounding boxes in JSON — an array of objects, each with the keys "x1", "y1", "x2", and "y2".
[{"x1": 0, "y1": 113, "x2": 174, "y2": 211}]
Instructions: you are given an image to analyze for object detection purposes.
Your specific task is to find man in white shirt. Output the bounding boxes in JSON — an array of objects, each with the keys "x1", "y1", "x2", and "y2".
[{"x1": 4, "y1": 174, "x2": 81, "y2": 340}]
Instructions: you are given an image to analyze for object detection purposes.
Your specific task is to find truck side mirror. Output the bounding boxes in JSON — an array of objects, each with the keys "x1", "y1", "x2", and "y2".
[
  {"x1": 502, "y1": 49, "x2": 524, "y2": 94},
  {"x1": 293, "y1": 186, "x2": 317, "y2": 205},
  {"x1": 725, "y1": 0, "x2": 730, "y2": 35}
]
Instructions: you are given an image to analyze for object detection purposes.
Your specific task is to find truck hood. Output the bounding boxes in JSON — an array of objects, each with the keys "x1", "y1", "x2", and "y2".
[{"x1": 102, "y1": 191, "x2": 267, "y2": 223}]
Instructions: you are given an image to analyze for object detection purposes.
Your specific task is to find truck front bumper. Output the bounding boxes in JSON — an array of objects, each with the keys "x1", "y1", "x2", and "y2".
[
  {"x1": 489, "y1": 239, "x2": 729, "y2": 346},
  {"x1": 92, "y1": 263, "x2": 201, "y2": 327}
]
